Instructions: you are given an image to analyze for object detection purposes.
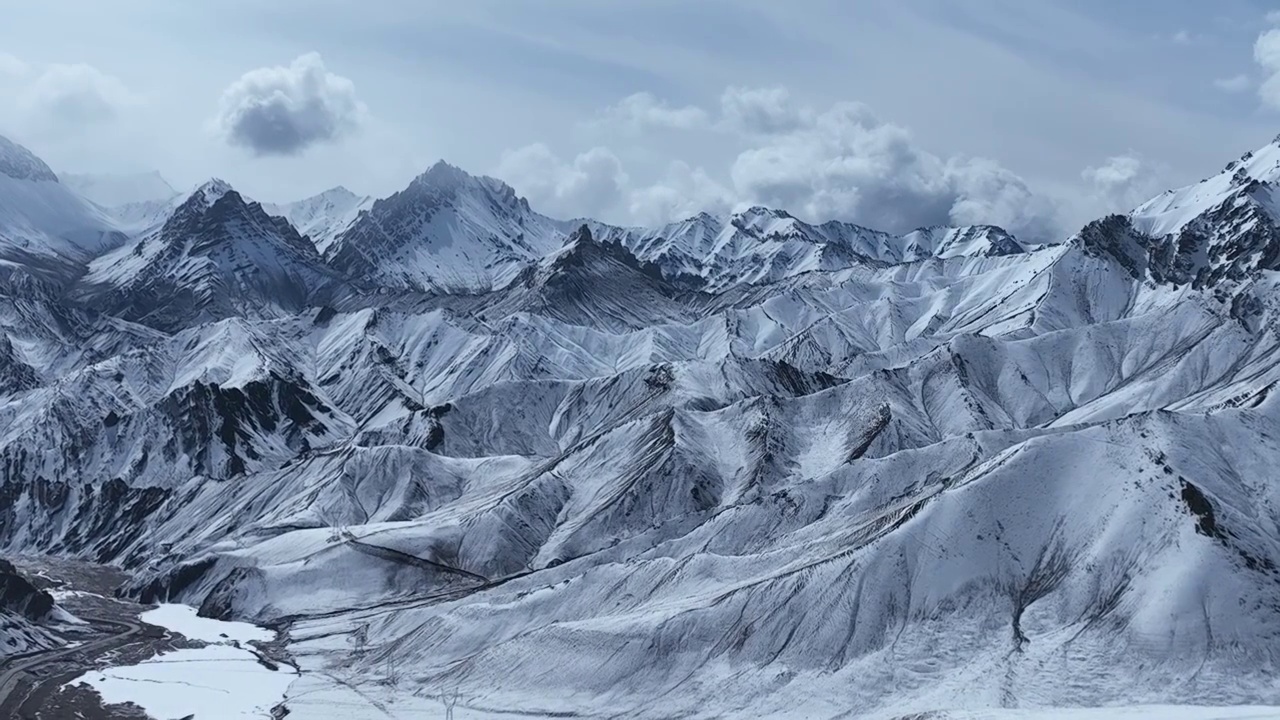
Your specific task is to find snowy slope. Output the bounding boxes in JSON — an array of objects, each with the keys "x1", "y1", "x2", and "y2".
[
  {"x1": 70, "y1": 180, "x2": 347, "y2": 331},
  {"x1": 3, "y1": 136, "x2": 1280, "y2": 718},
  {"x1": 0, "y1": 136, "x2": 124, "y2": 268},
  {"x1": 590, "y1": 208, "x2": 1025, "y2": 291},
  {"x1": 264, "y1": 186, "x2": 373, "y2": 254},
  {"x1": 326, "y1": 162, "x2": 568, "y2": 292}
]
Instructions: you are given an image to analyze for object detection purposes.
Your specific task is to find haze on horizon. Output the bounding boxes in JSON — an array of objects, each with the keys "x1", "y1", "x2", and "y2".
[{"x1": 4, "y1": 0, "x2": 1280, "y2": 242}]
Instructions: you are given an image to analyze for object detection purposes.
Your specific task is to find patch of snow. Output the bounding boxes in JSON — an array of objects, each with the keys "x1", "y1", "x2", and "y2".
[
  {"x1": 67, "y1": 644, "x2": 296, "y2": 720},
  {"x1": 141, "y1": 603, "x2": 274, "y2": 644}
]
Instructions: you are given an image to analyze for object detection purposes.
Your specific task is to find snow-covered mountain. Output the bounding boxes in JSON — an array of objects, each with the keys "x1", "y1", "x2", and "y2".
[
  {"x1": 5, "y1": 132, "x2": 1280, "y2": 717},
  {"x1": 592, "y1": 208, "x2": 1025, "y2": 290},
  {"x1": 264, "y1": 186, "x2": 373, "y2": 254},
  {"x1": 0, "y1": 136, "x2": 125, "y2": 272},
  {"x1": 70, "y1": 179, "x2": 347, "y2": 331},
  {"x1": 325, "y1": 161, "x2": 569, "y2": 292}
]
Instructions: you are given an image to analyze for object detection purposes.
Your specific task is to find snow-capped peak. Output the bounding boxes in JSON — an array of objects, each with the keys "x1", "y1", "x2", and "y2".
[
  {"x1": 412, "y1": 160, "x2": 475, "y2": 191},
  {"x1": 263, "y1": 186, "x2": 374, "y2": 254},
  {"x1": 325, "y1": 162, "x2": 560, "y2": 291},
  {"x1": 0, "y1": 135, "x2": 58, "y2": 183},
  {"x1": 187, "y1": 178, "x2": 235, "y2": 209},
  {"x1": 407, "y1": 160, "x2": 526, "y2": 207},
  {"x1": 1111, "y1": 136, "x2": 1280, "y2": 287},
  {"x1": 1131, "y1": 137, "x2": 1280, "y2": 238}
]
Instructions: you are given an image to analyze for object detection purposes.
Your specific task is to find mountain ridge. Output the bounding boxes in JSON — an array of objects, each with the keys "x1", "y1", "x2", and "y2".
[{"x1": 4, "y1": 132, "x2": 1280, "y2": 717}]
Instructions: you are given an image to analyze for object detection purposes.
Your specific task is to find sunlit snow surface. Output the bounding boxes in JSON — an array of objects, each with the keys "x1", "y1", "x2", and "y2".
[
  {"x1": 933, "y1": 709, "x2": 1280, "y2": 720},
  {"x1": 141, "y1": 603, "x2": 274, "y2": 644},
  {"x1": 66, "y1": 604, "x2": 294, "y2": 719}
]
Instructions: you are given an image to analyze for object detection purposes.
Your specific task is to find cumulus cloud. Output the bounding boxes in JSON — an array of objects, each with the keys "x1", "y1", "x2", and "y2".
[
  {"x1": 597, "y1": 92, "x2": 709, "y2": 132},
  {"x1": 628, "y1": 162, "x2": 735, "y2": 226},
  {"x1": 496, "y1": 143, "x2": 627, "y2": 219},
  {"x1": 1080, "y1": 154, "x2": 1166, "y2": 215},
  {"x1": 728, "y1": 100, "x2": 1059, "y2": 239},
  {"x1": 502, "y1": 86, "x2": 1071, "y2": 240},
  {"x1": 0, "y1": 53, "x2": 27, "y2": 78},
  {"x1": 1255, "y1": 28, "x2": 1280, "y2": 110},
  {"x1": 1214, "y1": 74, "x2": 1252, "y2": 93},
  {"x1": 13, "y1": 63, "x2": 135, "y2": 130},
  {"x1": 214, "y1": 53, "x2": 365, "y2": 157},
  {"x1": 719, "y1": 86, "x2": 806, "y2": 135}
]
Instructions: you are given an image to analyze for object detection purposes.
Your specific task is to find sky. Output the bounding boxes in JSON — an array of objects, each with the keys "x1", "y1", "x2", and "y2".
[{"x1": 2, "y1": 0, "x2": 1280, "y2": 241}]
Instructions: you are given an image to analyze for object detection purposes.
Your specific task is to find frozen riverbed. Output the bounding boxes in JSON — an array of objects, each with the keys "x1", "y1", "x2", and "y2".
[{"x1": 66, "y1": 604, "x2": 297, "y2": 719}]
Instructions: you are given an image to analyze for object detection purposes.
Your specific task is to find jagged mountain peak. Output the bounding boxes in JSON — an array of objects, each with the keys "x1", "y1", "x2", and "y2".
[
  {"x1": 187, "y1": 178, "x2": 235, "y2": 206},
  {"x1": 264, "y1": 186, "x2": 373, "y2": 255},
  {"x1": 409, "y1": 160, "x2": 514, "y2": 199},
  {"x1": 1131, "y1": 136, "x2": 1280, "y2": 239},
  {"x1": 413, "y1": 160, "x2": 473, "y2": 188},
  {"x1": 0, "y1": 135, "x2": 58, "y2": 183},
  {"x1": 1108, "y1": 136, "x2": 1280, "y2": 288},
  {"x1": 163, "y1": 187, "x2": 318, "y2": 261},
  {"x1": 901, "y1": 224, "x2": 1026, "y2": 259},
  {"x1": 324, "y1": 162, "x2": 559, "y2": 292}
]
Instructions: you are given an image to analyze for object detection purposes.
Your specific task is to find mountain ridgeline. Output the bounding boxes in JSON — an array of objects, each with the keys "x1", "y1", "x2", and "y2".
[{"x1": 2, "y1": 133, "x2": 1280, "y2": 716}]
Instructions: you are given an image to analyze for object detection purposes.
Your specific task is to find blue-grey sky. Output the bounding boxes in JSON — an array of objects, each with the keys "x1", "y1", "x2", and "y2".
[{"x1": 2, "y1": 0, "x2": 1279, "y2": 239}]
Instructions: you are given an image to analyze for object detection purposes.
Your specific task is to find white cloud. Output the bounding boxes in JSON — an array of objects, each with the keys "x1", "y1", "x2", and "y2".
[
  {"x1": 1255, "y1": 28, "x2": 1280, "y2": 110},
  {"x1": 597, "y1": 92, "x2": 708, "y2": 132},
  {"x1": 1214, "y1": 74, "x2": 1252, "y2": 93},
  {"x1": 1268, "y1": 10, "x2": 1280, "y2": 24},
  {"x1": 628, "y1": 161, "x2": 734, "y2": 226},
  {"x1": 500, "y1": 86, "x2": 1089, "y2": 241},
  {"x1": 496, "y1": 143, "x2": 627, "y2": 220},
  {"x1": 719, "y1": 86, "x2": 806, "y2": 135},
  {"x1": 214, "y1": 53, "x2": 365, "y2": 157},
  {"x1": 11, "y1": 63, "x2": 135, "y2": 131},
  {"x1": 1080, "y1": 153, "x2": 1166, "y2": 215},
  {"x1": 727, "y1": 98, "x2": 1059, "y2": 239},
  {"x1": 1171, "y1": 30, "x2": 1193, "y2": 45},
  {"x1": 0, "y1": 53, "x2": 28, "y2": 78}
]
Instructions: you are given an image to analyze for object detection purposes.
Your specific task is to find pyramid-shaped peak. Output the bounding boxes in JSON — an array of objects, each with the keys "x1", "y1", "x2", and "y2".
[
  {"x1": 413, "y1": 160, "x2": 477, "y2": 189},
  {"x1": 321, "y1": 185, "x2": 357, "y2": 199},
  {"x1": 409, "y1": 160, "x2": 521, "y2": 201},
  {"x1": 0, "y1": 135, "x2": 58, "y2": 182},
  {"x1": 186, "y1": 178, "x2": 236, "y2": 209}
]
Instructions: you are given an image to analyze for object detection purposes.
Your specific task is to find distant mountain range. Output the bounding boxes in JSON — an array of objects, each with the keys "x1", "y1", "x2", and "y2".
[{"x1": 3, "y1": 131, "x2": 1280, "y2": 717}]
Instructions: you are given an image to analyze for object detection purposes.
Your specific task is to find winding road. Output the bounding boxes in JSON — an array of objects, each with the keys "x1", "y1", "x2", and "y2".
[{"x1": 0, "y1": 615, "x2": 161, "y2": 718}]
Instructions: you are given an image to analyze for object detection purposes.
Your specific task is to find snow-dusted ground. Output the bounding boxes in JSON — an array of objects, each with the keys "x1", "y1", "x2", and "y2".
[
  {"x1": 66, "y1": 605, "x2": 294, "y2": 719},
  {"x1": 140, "y1": 603, "x2": 273, "y2": 644},
  {"x1": 925, "y1": 709, "x2": 1280, "y2": 720},
  {"x1": 68, "y1": 644, "x2": 296, "y2": 719}
]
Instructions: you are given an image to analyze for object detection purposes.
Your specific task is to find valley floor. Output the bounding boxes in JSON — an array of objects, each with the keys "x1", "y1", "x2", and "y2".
[{"x1": 0, "y1": 555, "x2": 294, "y2": 719}]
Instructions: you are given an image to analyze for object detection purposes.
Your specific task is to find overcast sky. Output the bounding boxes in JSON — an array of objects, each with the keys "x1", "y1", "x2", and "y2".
[{"x1": 3, "y1": 0, "x2": 1280, "y2": 240}]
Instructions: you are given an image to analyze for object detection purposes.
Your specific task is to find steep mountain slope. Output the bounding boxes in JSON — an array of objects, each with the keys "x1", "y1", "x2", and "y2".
[
  {"x1": 325, "y1": 162, "x2": 568, "y2": 292},
  {"x1": 4, "y1": 136, "x2": 1280, "y2": 717},
  {"x1": 70, "y1": 181, "x2": 348, "y2": 331},
  {"x1": 0, "y1": 136, "x2": 124, "y2": 273},
  {"x1": 265, "y1": 186, "x2": 373, "y2": 254}
]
